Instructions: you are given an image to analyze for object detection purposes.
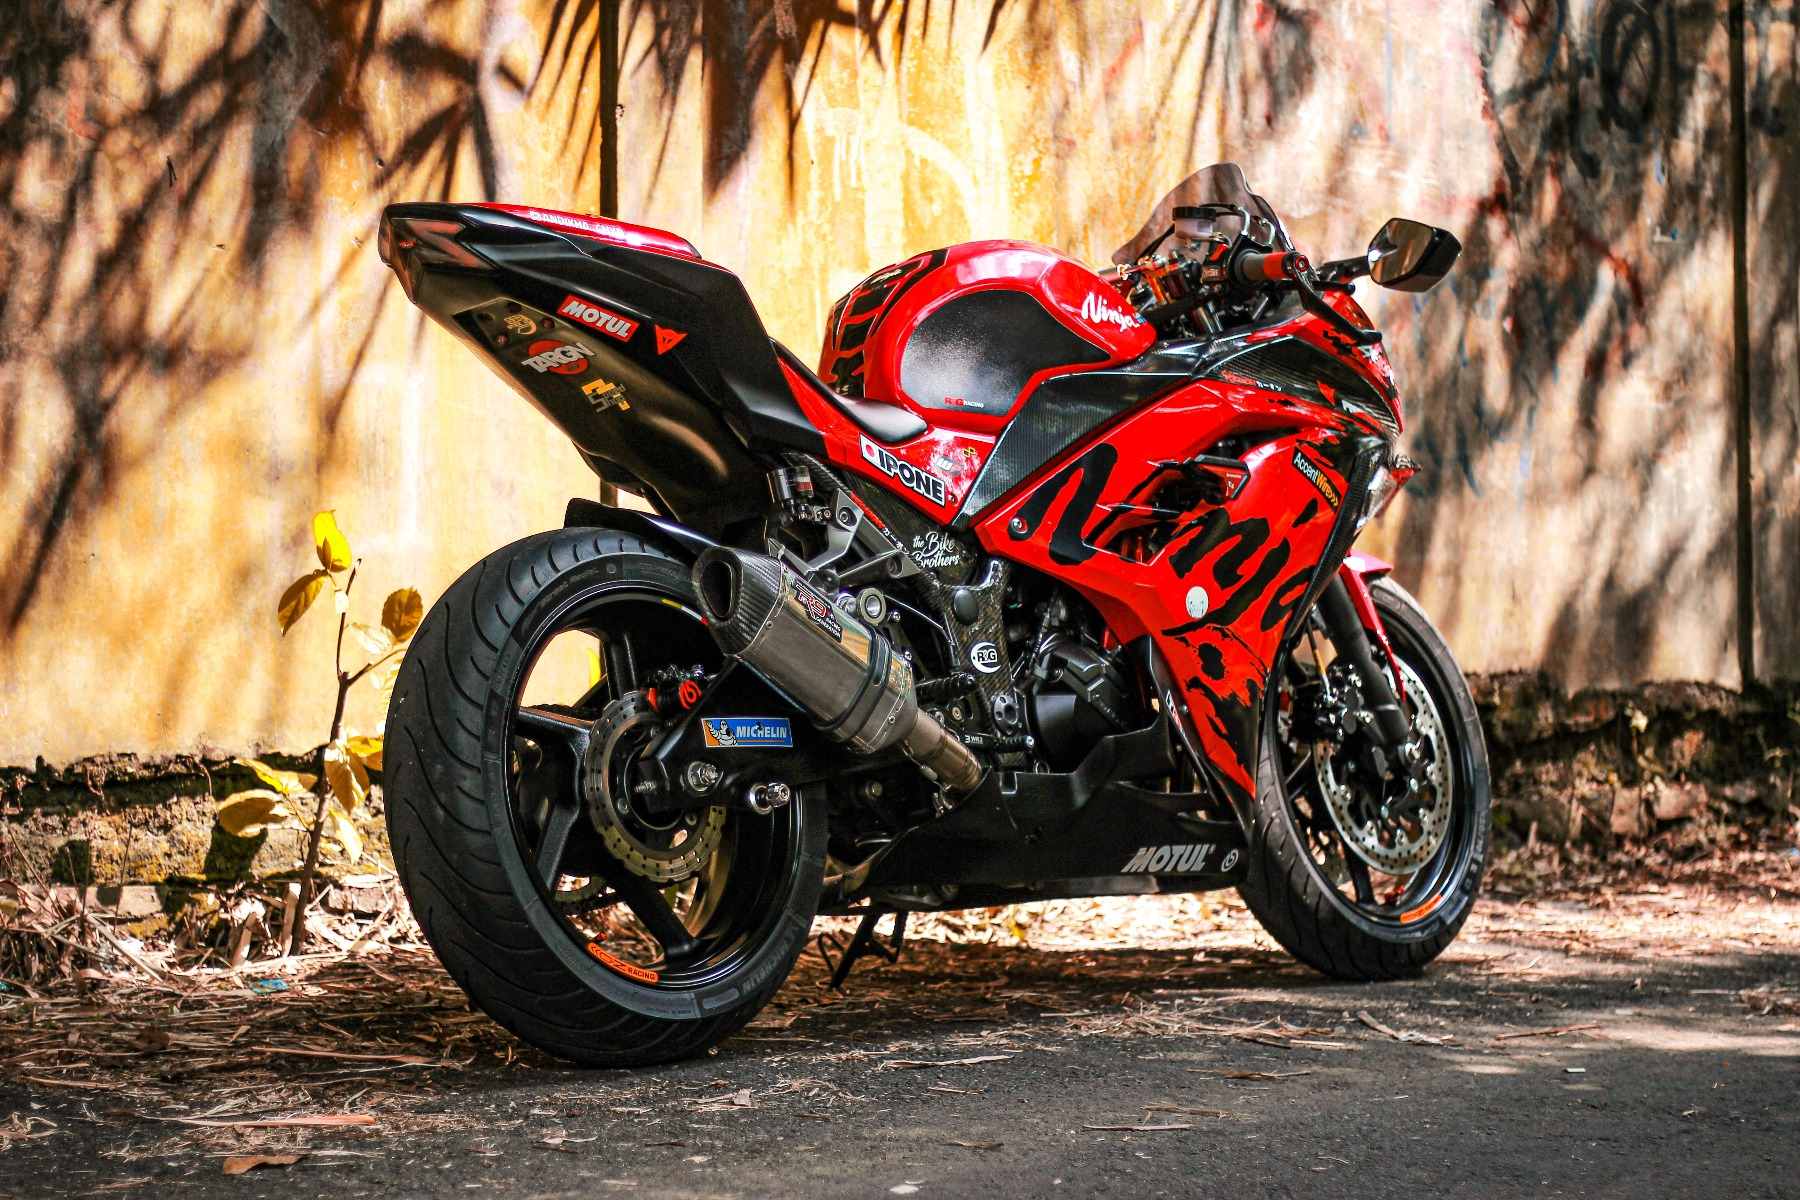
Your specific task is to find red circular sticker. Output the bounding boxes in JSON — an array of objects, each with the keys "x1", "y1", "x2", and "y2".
[{"x1": 525, "y1": 338, "x2": 592, "y2": 376}]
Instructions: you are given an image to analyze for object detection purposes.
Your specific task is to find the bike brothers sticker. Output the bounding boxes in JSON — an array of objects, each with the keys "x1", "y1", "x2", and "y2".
[
  {"x1": 557, "y1": 294, "x2": 638, "y2": 342},
  {"x1": 1291, "y1": 446, "x2": 1341, "y2": 510},
  {"x1": 861, "y1": 436, "x2": 948, "y2": 507},
  {"x1": 700, "y1": 717, "x2": 794, "y2": 749},
  {"x1": 523, "y1": 339, "x2": 592, "y2": 375}
]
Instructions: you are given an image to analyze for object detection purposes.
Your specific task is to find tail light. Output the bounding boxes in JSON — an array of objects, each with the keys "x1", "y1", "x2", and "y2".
[{"x1": 378, "y1": 215, "x2": 485, "y2": 298}]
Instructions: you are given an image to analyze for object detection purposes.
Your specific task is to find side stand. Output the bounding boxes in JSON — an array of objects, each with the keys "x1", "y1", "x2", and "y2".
[{"x1": 823, "y1": 910, "x2": 908, "y2": 990}]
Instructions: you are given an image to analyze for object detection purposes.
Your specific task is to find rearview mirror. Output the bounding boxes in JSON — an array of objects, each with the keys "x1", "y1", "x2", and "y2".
[{"x1": 1368, "y1": 218, "x2": 1461, "y2": 292}]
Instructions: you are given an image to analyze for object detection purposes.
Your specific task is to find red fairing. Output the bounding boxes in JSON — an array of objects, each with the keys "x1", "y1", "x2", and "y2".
[
  {"x1": 819, "y1": 241, "x2": 1156, "y2": 434},
  {"x1": 780, "y1": 359, "x2": 996, "y2": 519},
  {"x1": 972, "y1": 375, "x2": 1373, "y2": 805},
  {"x1": 474, "y1": 204, "x2": 701, "y2": 261}
]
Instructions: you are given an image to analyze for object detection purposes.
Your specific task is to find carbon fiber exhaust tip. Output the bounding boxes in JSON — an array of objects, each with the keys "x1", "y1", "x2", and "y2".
[{"x1": 693, "y1": 546, "x2": 982, "y2": 792}]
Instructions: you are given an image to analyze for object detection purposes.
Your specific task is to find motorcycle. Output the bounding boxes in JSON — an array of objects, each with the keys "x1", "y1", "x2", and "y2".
[{"x1": 377, "y1": 162, "x2": 1488, "y2": 1067}]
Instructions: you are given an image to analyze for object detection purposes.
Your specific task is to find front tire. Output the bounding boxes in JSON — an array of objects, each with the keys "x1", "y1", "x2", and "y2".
[
  {"x1": 1239, "y1": 575, "x2": 1490, "y2": 980},
  {"x1": 384, "y1": 528, "x2": 825, "y2": 1067}
]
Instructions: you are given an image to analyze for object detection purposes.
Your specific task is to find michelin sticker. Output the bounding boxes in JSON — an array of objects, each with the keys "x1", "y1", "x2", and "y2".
[{"x1": 701, "y1": 718, "x2": 794, "y2": 749}]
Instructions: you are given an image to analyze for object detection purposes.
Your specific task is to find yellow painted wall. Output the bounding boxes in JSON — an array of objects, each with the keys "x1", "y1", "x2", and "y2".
[{"x1": 0, "y1": 0, "x2": 1791, "y2": 767}]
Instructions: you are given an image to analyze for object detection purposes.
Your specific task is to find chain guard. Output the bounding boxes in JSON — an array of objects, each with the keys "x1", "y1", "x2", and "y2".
[{"x1": 581, "y1": 693, "x2": 726, "y2": 884}]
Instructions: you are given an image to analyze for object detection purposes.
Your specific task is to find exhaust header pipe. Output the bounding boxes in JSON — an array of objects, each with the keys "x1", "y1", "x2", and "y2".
[{"x1": 692, "y1": 547, "x2": 982, "y2": 792}]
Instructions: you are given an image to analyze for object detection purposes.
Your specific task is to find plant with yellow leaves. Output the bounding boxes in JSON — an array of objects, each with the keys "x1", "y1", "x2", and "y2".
[{"x1": 217, "y1": 511, "x2": 421, "y2": 952}]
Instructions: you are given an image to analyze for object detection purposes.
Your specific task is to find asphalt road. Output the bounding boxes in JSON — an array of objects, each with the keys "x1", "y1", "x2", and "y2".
[{"x1": 4, "y1": 893, "x2": 1798, "y2": 1199}]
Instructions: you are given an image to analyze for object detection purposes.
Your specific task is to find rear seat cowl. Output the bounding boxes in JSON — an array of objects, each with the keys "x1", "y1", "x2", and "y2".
[
  {"x1": 772, "y1": 342, "x2": 928, "y2": 444},
  {"x1": 472, "y1": 204, "x2": 701, "y2": 260}
]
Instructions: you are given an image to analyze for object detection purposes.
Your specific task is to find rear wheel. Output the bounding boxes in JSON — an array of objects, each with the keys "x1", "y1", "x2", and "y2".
[
  {"x1": 384, "y1": 528, "x2": 824, "y2": 1067},
  {"x1": 1239, "y1": 576, "x2": 1490, "y2": 980}
]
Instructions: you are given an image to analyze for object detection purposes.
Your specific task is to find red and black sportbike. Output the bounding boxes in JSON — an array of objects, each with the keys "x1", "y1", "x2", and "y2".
[{"x1": 378, "y1": 163, "x2": 1487, "y2": 1067}]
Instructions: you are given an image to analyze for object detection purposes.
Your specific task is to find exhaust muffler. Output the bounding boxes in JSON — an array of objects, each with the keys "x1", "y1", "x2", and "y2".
[{"x1": 692, "y1": 547, "x2": 983, "y2": 792}]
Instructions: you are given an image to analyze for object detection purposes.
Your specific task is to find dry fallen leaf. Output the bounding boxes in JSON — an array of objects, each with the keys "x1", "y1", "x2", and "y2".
[
  {"x1": 946, "y1": 1139, "x2": 1003, "y2": 1149},
  {"x1": 1081, "y1": 1123, "x2": 1194, "y2": 1132},
  {"x1": 222, "y1": 1154, "x2": 304, "y2": 1176}
]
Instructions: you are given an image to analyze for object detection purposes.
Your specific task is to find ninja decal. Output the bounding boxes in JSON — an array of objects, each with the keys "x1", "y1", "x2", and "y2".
[{"x1": 1006, "y1": 443, "x2": 1118, "y2": 566}]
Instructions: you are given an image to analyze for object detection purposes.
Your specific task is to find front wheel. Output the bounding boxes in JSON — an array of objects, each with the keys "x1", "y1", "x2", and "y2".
[
  {"x1": 384, "y1": 528, "x2": 824, "y2": 1067},
  {"x1": 1239, "y1": 575, "x2": 1490, "y2": 980}
]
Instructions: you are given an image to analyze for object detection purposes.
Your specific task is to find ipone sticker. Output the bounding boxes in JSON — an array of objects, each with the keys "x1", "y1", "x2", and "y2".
[
  {"x1": 861, "y1": 436, "x2": 948, "y2": 507},
  {"x1": 557, "y1": 294, "x2": 638, "y2": 342},
  {"x1": 701, "y1": 717, "x2": 794, "y2": 749},
  {"x1": 523, "y1": 339, "x2": 592, "y2": 375}
]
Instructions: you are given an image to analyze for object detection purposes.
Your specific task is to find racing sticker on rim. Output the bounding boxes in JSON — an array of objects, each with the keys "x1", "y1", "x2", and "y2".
[
  {"x1": 700, "y1": 717, "x2": 793, "y2": 749},
  {"x1": 523, "y1": 339, "x2": 592, "y2": 375},
  {"x1": 587, "y1": 941, "x2": 659, "y2": 982}
]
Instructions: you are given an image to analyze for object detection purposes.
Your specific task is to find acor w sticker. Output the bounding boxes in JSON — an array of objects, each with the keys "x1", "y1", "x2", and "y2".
[{"x1": 861, "y1": 436, "x2": 948, "y2": 507}]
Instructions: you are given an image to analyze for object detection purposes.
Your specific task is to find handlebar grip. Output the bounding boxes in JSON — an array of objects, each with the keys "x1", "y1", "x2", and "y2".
[{"x1": 1233, "y1": 250, "x2": 1308, "y2": 285}]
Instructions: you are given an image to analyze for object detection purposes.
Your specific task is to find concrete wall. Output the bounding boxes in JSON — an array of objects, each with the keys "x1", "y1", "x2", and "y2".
[{"x1": 1, "y1": 0, "x2": 1794, "y2": 768}]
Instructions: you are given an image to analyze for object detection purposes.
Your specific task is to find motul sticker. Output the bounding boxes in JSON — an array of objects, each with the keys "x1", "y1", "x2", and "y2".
[
  {"x1": 1080, "y1": 290, "x2": 1140, "y2": 331},
  {"x1": 654, "y1": 326, "x2": 686, "y2": 354},
  {"x1": 558, "y1": 294, "x2": 637, "y2": 342},
  {"x1": 701, "y1": 717, "x2": 793, "y2": 749},
  {"x1": 861, "y1": 436, "x2": 947, "y2": 507},
  {"x1": 1122, "y1": 843, "x2": 1215, "y2": 874},
  {"x1": 586, "y1": 941, "x2": 659, "y2": 982},
  {"x1": 1292, "y1": 446, "x2": 1341, "y2": 510},
  {"x1": 523, "y1": 340, "x2": 592, "y2": 375}
]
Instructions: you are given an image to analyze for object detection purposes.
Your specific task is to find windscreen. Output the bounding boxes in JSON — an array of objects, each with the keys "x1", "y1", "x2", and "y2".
[{"x1": 1111, "y1": 162, "x2": 1280, "y2": 265}]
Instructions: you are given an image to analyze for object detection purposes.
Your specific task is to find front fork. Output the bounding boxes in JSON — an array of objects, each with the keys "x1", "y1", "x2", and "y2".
[{"x1": 1315, "y1": 565, "x2": 1409, "y2": 746}]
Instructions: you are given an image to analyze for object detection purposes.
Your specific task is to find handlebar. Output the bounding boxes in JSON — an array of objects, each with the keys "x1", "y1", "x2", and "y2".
[{"x1": 1231, "y1": 246, "x2": 1382, "y2": 347}]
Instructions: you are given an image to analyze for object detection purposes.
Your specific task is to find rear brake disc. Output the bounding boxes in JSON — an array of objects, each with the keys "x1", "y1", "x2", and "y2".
[{"x1": 581, "y1": 693, "x2": 726, "y2": 883}]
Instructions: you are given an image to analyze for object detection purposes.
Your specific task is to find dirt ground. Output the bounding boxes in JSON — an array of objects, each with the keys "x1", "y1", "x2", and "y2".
[{"x1": 3, "y1": 848, "x2": 1798, "y2": 1199}]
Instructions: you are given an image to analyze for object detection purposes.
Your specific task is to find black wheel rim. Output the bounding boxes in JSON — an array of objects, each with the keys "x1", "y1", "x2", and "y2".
[
  {"x1": 502, "y1": 585, "x2": 800, "y2": 990},
  {"x1": 1268, "y1": 602, "x2": 1481, "y2": 930}
]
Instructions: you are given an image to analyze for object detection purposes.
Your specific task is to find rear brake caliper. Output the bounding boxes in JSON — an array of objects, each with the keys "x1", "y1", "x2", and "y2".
[{"x1": 582, "y1": 692, "x2": 726, "y2": 883}]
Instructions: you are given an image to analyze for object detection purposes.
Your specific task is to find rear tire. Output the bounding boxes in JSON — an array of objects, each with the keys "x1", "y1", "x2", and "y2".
[
  {"x1": 1239, "y1": 576, "x2": 1490, "y2": 980},
  {"x1": 384, "y1": 527, "x2": 825, "y2": 1067}
]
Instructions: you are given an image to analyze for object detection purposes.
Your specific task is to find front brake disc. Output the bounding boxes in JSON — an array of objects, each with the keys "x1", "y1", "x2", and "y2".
[
  {"x1": 581, "y1": 693, "x2": 726, "y2": 883},
  {"x1": 1316, "y1": 657, "x2": 1451, "y2": 875}
]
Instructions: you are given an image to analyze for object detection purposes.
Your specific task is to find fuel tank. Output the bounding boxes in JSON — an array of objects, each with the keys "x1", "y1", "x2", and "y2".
[{"x1": 818, "y1": 241, "x2": 1156, "y2": 435}]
